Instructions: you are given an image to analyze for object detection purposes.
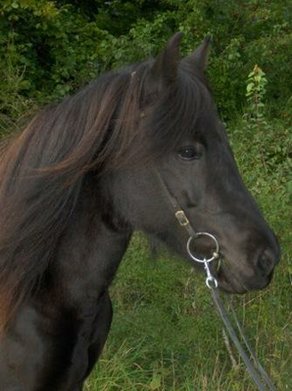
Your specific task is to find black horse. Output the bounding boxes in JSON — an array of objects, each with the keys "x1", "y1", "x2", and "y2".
[{"x1": 0, "y1": 33, "x2": 280, "y2": 390}]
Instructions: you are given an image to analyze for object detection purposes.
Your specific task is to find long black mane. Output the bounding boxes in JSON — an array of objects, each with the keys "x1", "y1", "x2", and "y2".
[{"x1": 0, "y1": 52, "x2": 213, "y2": 329}]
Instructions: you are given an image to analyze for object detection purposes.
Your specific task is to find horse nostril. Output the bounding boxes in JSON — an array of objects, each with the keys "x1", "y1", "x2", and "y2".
[{"x1": 257, "y1": 248, "x2": 278, "y2": 276}]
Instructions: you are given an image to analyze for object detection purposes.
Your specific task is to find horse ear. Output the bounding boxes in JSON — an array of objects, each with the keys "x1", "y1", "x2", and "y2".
[
  {"x1": 183, "y1": 36, "x2": 211, "y2": 71},
  {"x1": 151, "y1": 32, "x2": 183, "y2": 86}
]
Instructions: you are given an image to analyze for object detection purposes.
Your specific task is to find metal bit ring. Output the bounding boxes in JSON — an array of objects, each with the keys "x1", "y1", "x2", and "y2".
[{"x1": 187, "y1": 232, "x2": 219, "y2": 264}]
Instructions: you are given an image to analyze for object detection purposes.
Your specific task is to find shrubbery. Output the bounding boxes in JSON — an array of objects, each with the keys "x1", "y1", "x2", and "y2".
[{"x1": 0, "y1": 0, "x2": 291, "y2": 121}]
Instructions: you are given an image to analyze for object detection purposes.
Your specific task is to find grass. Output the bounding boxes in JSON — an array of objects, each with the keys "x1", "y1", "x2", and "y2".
[
  {"x1": 85, "y1": 237, "x2": 290, "y2": 390},
  {"x1": 84, "y1": 118, "x2": 291, "y2": 390}
]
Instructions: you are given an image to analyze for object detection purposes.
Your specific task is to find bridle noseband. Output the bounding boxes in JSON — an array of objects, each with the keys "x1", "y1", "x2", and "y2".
[
  {"x1": 156, "y1": 171, "x2": 220, "y2": 288},
  {"x1": 156, "y1": 170, "x2": 276, "y2": 391}
]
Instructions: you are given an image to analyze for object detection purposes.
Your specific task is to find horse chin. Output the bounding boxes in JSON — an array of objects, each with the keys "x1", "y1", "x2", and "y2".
[
  {"x1": 215, "y1": 262, "x2": 274, "y2": 294},
  {"x1": 216, "y1": 272, "x2": 248, "y2": 294},
  {"x1": 216, "y1": 268, "x2": 248, "y2": 294}
]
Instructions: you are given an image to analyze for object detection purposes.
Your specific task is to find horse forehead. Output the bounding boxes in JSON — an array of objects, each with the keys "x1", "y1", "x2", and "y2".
[{"x1": 194, "y1": 113, "x2": 225, "y2": 141}]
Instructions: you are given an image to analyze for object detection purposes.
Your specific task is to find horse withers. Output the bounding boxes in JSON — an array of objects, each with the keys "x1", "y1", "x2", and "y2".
[{"x1": 0, "y1": 33, "x2": 280, "y2": 390}]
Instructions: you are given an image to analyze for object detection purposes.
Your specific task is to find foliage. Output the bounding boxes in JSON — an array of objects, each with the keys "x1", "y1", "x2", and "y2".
[
  {"x1": 0, "y1": 0, "x2": 109, "y2": 103},
  {"x1": 0, "y1": 0, "x2": 291, "y2": 121},
  {"x1": 244, "y1": 64, "x2": 268, "y2": 131}
]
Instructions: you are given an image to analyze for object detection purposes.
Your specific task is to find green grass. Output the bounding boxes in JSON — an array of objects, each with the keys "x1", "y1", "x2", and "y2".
[
  {"x1": 85, "y1": 237, "x2": 291, "y2": 390},
  {"x1": 85, "y1": 118, "x2": 291, "y2": 390}
]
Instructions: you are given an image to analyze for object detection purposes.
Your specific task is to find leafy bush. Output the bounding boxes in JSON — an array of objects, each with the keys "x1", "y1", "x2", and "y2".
[{"x1": 0, "y1": 0, "x2": 291, "y2": 122}]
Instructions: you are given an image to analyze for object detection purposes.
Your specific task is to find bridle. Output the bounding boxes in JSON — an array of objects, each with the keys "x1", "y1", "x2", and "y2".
[
  {"x1": 156, "y1": 171, "x2": 276, "y2": 391},
  {"x1": 155, "y1": 171, "x2": 221, "y2": 288}
]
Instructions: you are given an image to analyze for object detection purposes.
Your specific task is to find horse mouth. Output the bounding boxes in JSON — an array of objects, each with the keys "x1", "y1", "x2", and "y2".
[
  {"x1": 214, "y1": 259, "x2": 274, "y2": 294},
  {"x1": 215, "y1": 267, "x2": 247, "y2": 294}
]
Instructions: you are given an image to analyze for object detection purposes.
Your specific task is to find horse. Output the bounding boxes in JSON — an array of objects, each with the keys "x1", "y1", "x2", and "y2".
[{"x1": 0, "y1": 33, "x2": 280, "y2": 390}]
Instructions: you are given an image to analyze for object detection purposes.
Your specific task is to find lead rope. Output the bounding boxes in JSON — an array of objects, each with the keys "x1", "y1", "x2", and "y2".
[
  {"x1": 229, "y1": 302, "x2": 277, "y2": 390},
  {"x1": 155, "y1": 172, "x2": 276, "y2": 391},
  {"x1": 187, "y1": 228, "x2": 275, "y2": 391},
  {"x1": 210, "y1": 289, "x2": 276, "y2": 391}
]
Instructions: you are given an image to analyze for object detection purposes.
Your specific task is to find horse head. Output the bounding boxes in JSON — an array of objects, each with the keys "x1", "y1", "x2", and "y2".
[{"x1": 107, "y1": 33, "x2": 280, "y2": 293}]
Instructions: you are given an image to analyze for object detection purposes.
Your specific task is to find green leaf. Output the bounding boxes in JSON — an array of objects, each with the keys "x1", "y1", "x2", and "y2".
[{"x1": 246, "y1": 83, "x2": 254, "y2": 92}]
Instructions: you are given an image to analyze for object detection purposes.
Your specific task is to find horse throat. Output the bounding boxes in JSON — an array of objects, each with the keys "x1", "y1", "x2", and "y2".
[{"x1": 54, "y1": 184, "x2": 132, "y2": 309}]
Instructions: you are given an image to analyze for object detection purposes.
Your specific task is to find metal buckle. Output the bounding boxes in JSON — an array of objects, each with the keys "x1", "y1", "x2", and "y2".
[{"x1": 175, "y1": 210, "x2": 189, "y2": 226}]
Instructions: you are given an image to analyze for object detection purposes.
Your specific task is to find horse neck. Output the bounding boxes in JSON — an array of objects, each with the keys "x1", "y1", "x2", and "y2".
[{"x1": 55, "y1": 179, "x2": 132, "y2": 308}]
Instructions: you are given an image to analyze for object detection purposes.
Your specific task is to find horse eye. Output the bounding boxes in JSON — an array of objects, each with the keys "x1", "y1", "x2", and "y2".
[{"x1": 177, "y1": 145, "x2": 203, "y2": 161}]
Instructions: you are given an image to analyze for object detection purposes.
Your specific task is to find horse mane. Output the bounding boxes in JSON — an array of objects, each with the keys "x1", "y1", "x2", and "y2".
[{"x1": 0, "y1": 55, "x2": 213, "y2": 329}]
